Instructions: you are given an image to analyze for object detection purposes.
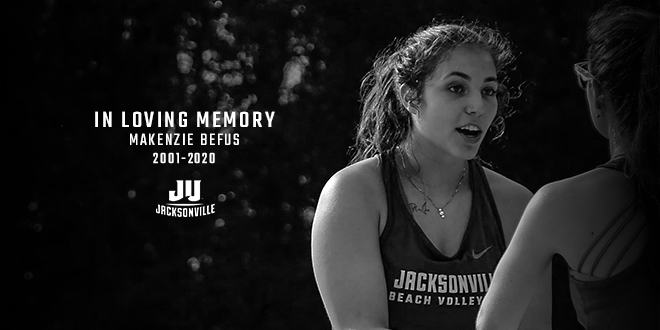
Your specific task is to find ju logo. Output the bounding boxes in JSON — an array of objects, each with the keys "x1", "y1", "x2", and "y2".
[
  {"x1": 169, "y1": 180, "x2": 201, "y2": 205},
  {"x1": 157, "y1": 180, "x2": 216, "y2": 217}
]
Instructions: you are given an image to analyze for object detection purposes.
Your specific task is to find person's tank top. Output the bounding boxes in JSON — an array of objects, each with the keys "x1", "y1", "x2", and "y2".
[
  {"x1": 379, "y1": 152, "x2": 507, "y2": 330},
  {"x1": 568, "y1": 158, "x2": 659, "y2": 329}
]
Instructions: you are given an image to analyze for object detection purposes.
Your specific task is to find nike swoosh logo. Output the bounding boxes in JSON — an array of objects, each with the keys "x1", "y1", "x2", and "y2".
[{"x1": 472, "y1": 246, "x2": 492, "y2": 260}]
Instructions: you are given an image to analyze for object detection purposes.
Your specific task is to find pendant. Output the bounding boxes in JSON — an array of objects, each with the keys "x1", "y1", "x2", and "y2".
[{"x1": 438, "y1": 208, "x2": 446, "y2": 219}]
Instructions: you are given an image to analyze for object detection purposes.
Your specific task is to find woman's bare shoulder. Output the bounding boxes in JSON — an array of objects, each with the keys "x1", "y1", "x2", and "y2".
[
  {"x1": 311, "y1": 156, "x2": 392, "y2": 329},
  {"x1": 533, "y1": 167, "x2": 635, "y2": 220},
  {"x1": 482, "y1": 166, "x2": 533, "y2": 243},
  {"x1": 514, "y1": 168, "x2": 638, "y2": 260},
  {"x1": 321, "y1": 156, "x2": 384, "y2": 199},
  {"x1": 315, "y1": 156, "x2": 388, "y2": 228},
  {"x1": 483, "y1": 167, "x2": 533, "y2": 202}
]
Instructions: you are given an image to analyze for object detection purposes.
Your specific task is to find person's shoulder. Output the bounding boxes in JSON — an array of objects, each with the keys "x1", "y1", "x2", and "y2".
[
  {"x1": 317, "y1": 156, "x2": 387, "y2": 215},
  {"x1": 481, "y1": 164, "x2": 533, "y2": 243},
  {"x1": 322, "y1": 156, "x2": 384, "y2": 196},
  {"x1": 482, "y1": 165, "x2": 533, "y2": 205},
  {"x1": 532, "y1": 167, "x2": 630, "y2": 216},
  {"x1": 515, "y1": 170, "x2": 608, "y2": 250},
  {"x1": 314, "y1": 155, "x2": 387, "y2": 233}
]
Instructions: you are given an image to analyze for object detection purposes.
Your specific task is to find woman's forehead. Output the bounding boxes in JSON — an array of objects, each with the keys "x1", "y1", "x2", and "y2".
[{"x1": 426, "y1": 44, "x2": 497, "y2": 83}]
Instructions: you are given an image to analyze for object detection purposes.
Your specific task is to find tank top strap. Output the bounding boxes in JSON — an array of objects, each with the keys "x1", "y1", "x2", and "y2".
[
  {"x1": 379, "y1": 150, "x2": 399, "y2": 239},
  {"x1": 379, "y1": 149, "x2": 399, "y2": 197},
  {"x1": 470, "y1": 159, "x2": 507, "y2": 250},
  {"x1": 379, "y1": 151, "x2": 394, "y2": 192}
]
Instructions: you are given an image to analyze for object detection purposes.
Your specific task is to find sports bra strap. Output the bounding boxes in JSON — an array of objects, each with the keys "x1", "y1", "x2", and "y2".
[
  {"x1": 605, "y1": 219, "x2": 646, "y2": 278},
  {"x1": 577, "y1": 199, "x2": 642, "y2": 277}
]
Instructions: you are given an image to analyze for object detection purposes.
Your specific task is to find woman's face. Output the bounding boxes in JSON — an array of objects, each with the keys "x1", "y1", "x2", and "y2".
[{"x1": 411, "y1": 44, "x2": 499, "y2": 160}]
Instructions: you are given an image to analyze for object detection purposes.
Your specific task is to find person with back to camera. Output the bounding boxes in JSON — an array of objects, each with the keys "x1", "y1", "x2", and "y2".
[
  {"x1": 311, "y1": 19, "x2": 551, "y2": 330},
  {"x1": 476, "y1": 4, "x2": 659, "y2": 330}
]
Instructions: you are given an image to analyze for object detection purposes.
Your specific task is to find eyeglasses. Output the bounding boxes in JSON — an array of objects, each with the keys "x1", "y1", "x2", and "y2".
[{"x1": 574, "y1": 61, "x2": 595, "y2": 90}]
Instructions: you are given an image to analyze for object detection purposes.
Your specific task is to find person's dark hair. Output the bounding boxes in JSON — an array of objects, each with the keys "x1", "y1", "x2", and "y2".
[
  {"x1": 587, "y1": 4, "x2": 659, "y2": 201},
  {"x1": 350, "y1": 20, "x2": 517, "y2": 164}
]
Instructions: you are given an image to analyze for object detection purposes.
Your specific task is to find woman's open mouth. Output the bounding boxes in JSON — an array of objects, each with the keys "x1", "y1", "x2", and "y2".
[{"x1": 456, "y1": 124, "x2": 483, "y2": 143}]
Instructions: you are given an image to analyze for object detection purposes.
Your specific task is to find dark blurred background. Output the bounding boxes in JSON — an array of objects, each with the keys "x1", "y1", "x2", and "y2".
[{"x1": 15, "y1": 0, "x2": 658, "y2": 329}]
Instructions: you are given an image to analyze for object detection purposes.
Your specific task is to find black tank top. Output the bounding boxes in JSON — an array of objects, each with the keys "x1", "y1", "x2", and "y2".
[
  {"x1": 568, "y1": 157, "x2": 659, "y2": 329},
  {"x1": 379, "y1": 152, "x2": 507, "y2": 330}
]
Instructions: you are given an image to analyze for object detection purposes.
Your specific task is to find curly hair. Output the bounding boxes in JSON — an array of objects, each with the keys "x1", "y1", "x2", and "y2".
[{"x1": 350, "y1": 20, "x2": 517, "y2": 164}]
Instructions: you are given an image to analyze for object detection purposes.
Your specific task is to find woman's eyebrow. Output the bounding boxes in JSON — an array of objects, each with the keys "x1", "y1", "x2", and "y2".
[
  {"x1": 444, "y1": 71, "x2": 471, "y2": 80},
  {"x1": 443, "y1": 71, "x2": 498, "y2": 83}
]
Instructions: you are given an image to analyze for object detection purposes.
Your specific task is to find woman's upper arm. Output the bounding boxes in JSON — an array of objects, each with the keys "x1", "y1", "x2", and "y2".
[
  {"x1": 311, "y1": 166, "x2": 390, "y2": 330},
  {"x1": 480, "y1": 170, "x2": 552, "y2": 330},
  {"x1": 476, "y1": 184, "x2": 561, "y2": 330}
]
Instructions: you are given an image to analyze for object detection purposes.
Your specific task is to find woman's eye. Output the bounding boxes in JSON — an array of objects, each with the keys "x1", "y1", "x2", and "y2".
[
  {"x1": 448, "y1": 85, "x2": 465, "y2": 94},
  {"x1": 482, "y1": 87, "x2": 497, "y2": 97}
]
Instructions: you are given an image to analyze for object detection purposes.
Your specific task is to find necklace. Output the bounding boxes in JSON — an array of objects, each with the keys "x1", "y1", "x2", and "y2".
[{"x1": 399, "y1": 148, "x2": 466, "y2": 219}]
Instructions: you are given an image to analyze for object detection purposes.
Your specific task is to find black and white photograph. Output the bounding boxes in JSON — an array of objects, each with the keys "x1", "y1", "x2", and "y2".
[{"x1": 17, "y1": 0, "x2": 658, "y2": 329}]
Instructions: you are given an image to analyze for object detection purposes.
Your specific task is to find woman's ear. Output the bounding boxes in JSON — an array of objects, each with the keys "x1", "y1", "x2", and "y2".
[
  {"x1": 592, "y1": 86, "x2": 615, "y2": 139},
  {"x1": 594, "y1": 91, "x2": 614, "y2": 117},
  {"x1": 595, "y1": 95, "x2": 606, "y2": 117},
  {"x1": 399, "y1": 84, "x2": 419, "y2": 115},
  {"x1": 591, "y1": 81, "x2": 608, "y2": 112}
]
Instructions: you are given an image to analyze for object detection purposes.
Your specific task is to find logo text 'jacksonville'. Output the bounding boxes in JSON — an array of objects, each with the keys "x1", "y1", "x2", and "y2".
[
  {"x1": 389, "y1": 269, "x2": 493, "y2": 307},
  {"x1": 157, "y1": 180, "x2": 215, "y2": 217}
]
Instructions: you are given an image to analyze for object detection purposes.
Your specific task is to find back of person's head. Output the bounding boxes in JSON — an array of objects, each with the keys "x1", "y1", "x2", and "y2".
[
  {"x1": 587, "y1": 4, "x2": 659, "y2": 200},
  {"x1": 351, "y1": 21, "x2": 516, "y2": 163}
]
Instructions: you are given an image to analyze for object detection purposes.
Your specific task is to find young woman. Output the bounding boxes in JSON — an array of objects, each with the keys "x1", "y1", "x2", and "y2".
[
  {"x1": 312, "y1": 21, "x2": 549, "y2": 329},
  {"x1": 477, "y1": 5, "x2": 659, "y2": 330}
]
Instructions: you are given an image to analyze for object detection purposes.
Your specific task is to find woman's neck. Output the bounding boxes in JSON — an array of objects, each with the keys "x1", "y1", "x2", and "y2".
[
  {"x1": 397, "y1": 140, "x2": 467, "y2": 190},
  {"x1": 608, "y1": 124, "x2": 626, "y2": 159}
]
